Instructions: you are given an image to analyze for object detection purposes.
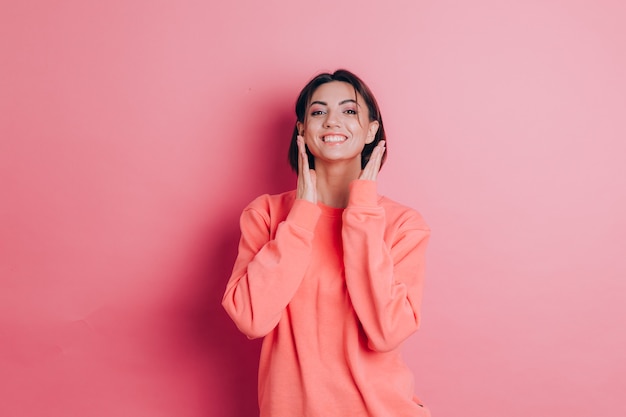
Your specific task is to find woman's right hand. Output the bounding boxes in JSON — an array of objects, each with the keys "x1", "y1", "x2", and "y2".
[{"x1": 296, "y1": 136, "x2": 317, "y2": 204}]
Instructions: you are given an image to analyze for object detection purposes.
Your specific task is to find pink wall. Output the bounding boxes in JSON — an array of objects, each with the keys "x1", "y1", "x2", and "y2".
[{"x1": 2, "y1": 1, "x2": 624, "y2": 416}]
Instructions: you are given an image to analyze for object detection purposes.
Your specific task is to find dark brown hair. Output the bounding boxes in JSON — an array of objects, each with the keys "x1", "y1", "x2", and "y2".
[{"x1": 288, "y1": 69, "x2": 387, "y2": 172}]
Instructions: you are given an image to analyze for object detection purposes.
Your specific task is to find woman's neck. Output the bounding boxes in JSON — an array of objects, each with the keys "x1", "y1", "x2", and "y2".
[{"x1": 313, "y1": 160, "x2": 361, "y2": 208}]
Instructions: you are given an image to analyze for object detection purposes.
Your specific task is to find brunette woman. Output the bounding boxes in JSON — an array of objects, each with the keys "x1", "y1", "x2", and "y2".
[{"x1": 223, "y1": 69, "x2": 431, "y2": 417}]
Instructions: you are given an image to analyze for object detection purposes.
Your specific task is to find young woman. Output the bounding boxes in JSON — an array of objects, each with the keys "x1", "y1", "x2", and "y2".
[{"x1": 222, "y1": 69, "x2": 431, "y2": 417}]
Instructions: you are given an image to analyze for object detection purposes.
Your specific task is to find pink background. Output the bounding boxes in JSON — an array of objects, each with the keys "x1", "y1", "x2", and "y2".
[{"x1": 1, "y1": 1, "x2": 625, "y2": 416}]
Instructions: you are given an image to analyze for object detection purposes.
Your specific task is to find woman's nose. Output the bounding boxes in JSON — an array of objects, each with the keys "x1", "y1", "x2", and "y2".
[{"x1": 324, "y1": 110, "x2": 340, "y2": 127}]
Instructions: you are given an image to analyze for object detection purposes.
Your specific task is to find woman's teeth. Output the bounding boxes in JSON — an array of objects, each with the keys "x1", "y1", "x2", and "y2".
[{"x1": 323, "y1": 135, "x2": 346, "y2": 143}]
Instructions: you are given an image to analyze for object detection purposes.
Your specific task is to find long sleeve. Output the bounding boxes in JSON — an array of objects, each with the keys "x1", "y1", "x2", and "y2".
[
  {"x1": 342, "y1": 180, "x2": 430, "y2": 352},
  {"x1": 222, "y1": 196, "x2": 321, "y2": 339}
]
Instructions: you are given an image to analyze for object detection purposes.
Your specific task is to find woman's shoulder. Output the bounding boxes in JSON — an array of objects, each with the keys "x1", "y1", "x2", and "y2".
[
  {"x1": 244, "y1": 189, "x2": 297, "y2": 217},
  {"x1": 378, "y1": 195, "x2": 430, "y2": 232}
]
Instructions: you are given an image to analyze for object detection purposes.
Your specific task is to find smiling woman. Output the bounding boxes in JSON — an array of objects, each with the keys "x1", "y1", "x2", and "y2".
[
  {"x1": 296, "y1": 81, "x2": 380, "y2": 185},
  {"x1": 222, "y1": 69, "x2": 431, "y2": 417},
  {"x1": 288, "y1": 69, "x2": 387, "y2": 175}
]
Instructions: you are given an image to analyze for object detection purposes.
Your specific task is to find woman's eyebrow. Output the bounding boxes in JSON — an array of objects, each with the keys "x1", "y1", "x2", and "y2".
[{"x1": 309, "y1": 99, "x2": 359, "y2": 107}]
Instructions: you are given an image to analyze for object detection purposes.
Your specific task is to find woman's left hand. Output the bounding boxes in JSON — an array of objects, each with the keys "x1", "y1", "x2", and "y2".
[{"x1": 359, "y1": 140, "x2": 386, "y2": 181}]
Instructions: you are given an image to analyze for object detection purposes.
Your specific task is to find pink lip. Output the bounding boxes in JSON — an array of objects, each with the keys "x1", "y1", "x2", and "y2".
[
  {"x1": 322, "y1": 132, "x2": 347, "y2": 137},
  {"x1": 321, "y1": 133, "x2": 348, "y2": 139},
  {"x1": 321, "y1": 134, "x2": 349, "y2": 145}
]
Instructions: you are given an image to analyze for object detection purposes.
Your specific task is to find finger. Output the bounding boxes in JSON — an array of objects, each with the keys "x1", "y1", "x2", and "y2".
[
  {"x1": 360, "y1": 141, "x2": 385, "y2": 180},
  {"x1": 373, "y1": 140, "x2": 385, "y2": 170},
  {"x1": 296, "y1": 136, "x2": 316, "y2": 202},
  {"x1": 297, "y1": 136, "x2": 310, "y2": 172},
  {"x1": 297, "y1": 136, "x2": 305, "y2": 191},
  {"x1": 309, "y1": 169, "x2": 317, "y2": 190},
  {"x1": 297, "y1": 136, "x2": 306, "y2": 180}
]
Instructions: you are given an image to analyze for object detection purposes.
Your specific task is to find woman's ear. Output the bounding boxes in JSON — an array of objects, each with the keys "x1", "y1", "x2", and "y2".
[
  {"x1": 296, "y1": 121, "x2": 304, "y2": 136},
  {"x1": 365, "y1": 120, "x2": 380, "y2": 144}
]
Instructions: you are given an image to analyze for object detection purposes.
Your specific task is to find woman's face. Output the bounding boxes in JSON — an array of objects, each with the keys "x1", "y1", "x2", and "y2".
[{"x1": 297, "y1": 81, "x2": 379, "y2": 170}]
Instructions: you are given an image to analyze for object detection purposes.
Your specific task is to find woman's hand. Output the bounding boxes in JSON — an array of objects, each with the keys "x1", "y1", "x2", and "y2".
[
  {"x1": 359, "y1": 140, "x2": 386, "y2": 181},
  {"x1": 296, "y1": 136, "x2": 317, "y2": 203}
]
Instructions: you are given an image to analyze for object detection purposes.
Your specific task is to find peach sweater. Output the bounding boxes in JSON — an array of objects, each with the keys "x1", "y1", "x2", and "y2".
[{"x1": 222, "y1": 180, "x2": 431, "y2": 417}]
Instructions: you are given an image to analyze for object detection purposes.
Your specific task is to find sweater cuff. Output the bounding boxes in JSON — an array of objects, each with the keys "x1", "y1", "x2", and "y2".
[
  {"x1": 287, "y1": 199, "x2": 321, "y2": 231},
  {"x1": 348, "y1": 180, "x2": 379, "y2": 207}
]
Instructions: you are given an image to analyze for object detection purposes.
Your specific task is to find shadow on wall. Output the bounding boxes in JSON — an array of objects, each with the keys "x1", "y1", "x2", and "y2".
[
  {"x1": 180, "y1": 96, "x2": 296, "y2": 416},
  {"x1": 192, "y1": 230, "x2": 263, "y2": 417}
]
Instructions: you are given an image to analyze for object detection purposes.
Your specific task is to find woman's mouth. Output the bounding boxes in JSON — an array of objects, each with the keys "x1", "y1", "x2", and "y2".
[{"x1": 322, "y1": 134, "x2": 347, "y2": 143}]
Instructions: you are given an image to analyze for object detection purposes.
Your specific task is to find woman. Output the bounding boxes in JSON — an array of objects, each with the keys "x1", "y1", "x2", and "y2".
[{"x1": 222, "y1": 69, "x2": 431, "y2": 417}]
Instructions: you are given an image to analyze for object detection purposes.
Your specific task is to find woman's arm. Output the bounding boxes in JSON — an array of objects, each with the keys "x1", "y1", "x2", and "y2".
[
  {"x1": 222, "y1": 197, "x2": 320, "y2": 339},
  {"x1": 342, "y1": 180, "x2": 430, "y2": 352}
]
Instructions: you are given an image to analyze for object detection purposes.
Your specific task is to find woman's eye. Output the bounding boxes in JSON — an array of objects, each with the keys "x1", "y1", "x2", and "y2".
[
  {"x1": 311, "y1": 110, "x2": 324, "y2": 116},
  {"x1": 344, "y1": 109, "x2": 357, "y2": 115}
]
